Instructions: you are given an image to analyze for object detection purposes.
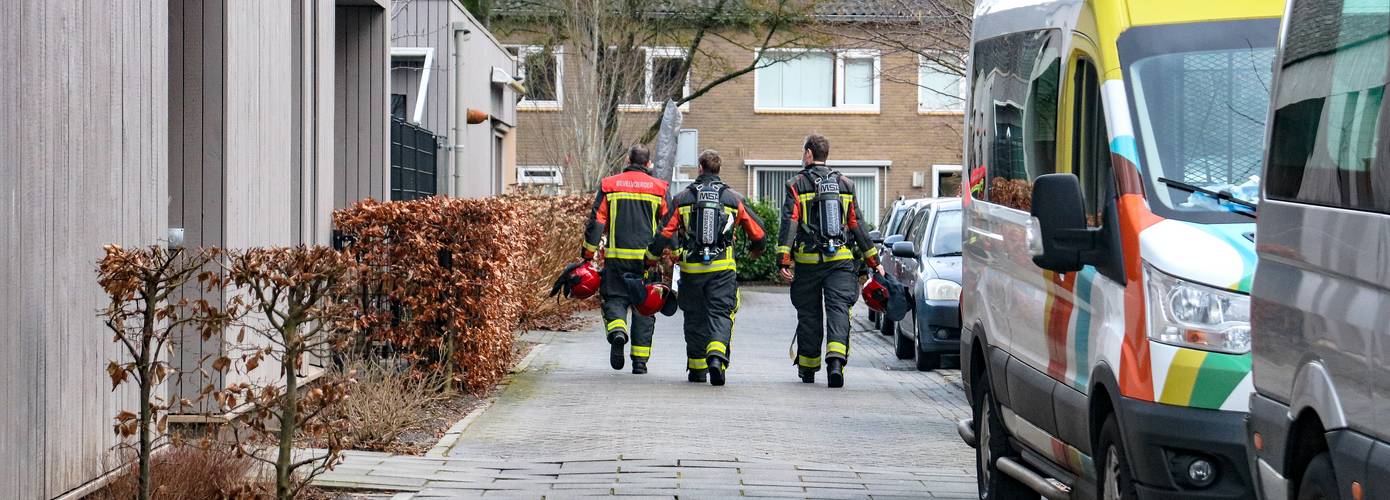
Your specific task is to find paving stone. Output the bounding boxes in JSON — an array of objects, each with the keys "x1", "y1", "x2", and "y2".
[{"x1": 313, "y1": 293, "x2": 979, "y2": 498}]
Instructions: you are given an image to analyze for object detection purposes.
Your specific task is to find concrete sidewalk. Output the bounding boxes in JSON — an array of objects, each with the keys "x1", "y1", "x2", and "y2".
[{"x1": 317, "y1": 286, "x2": 978, "y2": 498}]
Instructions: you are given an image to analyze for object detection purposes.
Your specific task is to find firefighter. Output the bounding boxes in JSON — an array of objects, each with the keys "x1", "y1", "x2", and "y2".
[
  {"x1": 583, "y1": 145, "x2": 670, "y2": 374},
  {"x1": 777, "y1": 134, "x2": 881, "y2": 388},
  {"x1": 649, "y1": 150, "x2": 766, "y2": 386}
]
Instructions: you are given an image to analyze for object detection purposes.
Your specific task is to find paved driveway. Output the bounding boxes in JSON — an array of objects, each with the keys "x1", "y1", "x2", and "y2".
[{"x1": 319, "y1": 286, "x2": 979, "y2": 499}]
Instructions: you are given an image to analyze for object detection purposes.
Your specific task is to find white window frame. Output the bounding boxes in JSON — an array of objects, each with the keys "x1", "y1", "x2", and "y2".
[
  {"x1": 753, "y1": 48, "x2": 881, "y2": 114},
  {"x1": 618, "y1": 46, "x2": 692, "y2": 111},
  {"x1": 517, "y1": 165, "x2": 564, "y2": 186},
  {"x1": 917, "y1": 53, "x2": 966, "y2": 114},
  {"x1": 744, "y1": 159, "x2": 888, "y2": 223},
  {"x1": 930, "y1": 164, "x2": 962, "y2": 197},
  {"x1": 510, "y1": 45, "x2": 564, "y2": 110},
  {"x1": 390, "y1": 47, "x2": 435, "y2": 125}
]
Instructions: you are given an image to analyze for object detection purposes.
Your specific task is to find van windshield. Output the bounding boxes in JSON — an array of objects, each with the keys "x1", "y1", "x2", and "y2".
[{"x1": 1121, "y1": 18, "x2": 1280, "y2": 223}]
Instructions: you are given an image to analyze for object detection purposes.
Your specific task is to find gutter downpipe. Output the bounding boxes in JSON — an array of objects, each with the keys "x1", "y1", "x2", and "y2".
[{"x1": 452, "y1": 22, "x2": 471, "y2": 196}]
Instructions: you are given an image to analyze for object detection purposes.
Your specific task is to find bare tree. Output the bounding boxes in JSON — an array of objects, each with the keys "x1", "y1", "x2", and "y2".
[
  {"x1": 496, "y1": 0, "x2": 820, "y2": 190},
  {"x1": 820, "y1": 0, "x2": 972, "y2": 93},
  {"x1": 210, "y1": 247, "x2": 358, "y2": 500},
  {"x1": 97, "y1": 245, "x2": 228, "y2": 500}
]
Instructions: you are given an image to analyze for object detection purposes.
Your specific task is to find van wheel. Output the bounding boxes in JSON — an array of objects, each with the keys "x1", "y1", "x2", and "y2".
[
  {"x1": 894, "y1": 324, "x2": 915, "y2": 359},
  {"x1": 974, "y1": 380, "x2": 1031, "y2": 499},
  {"x1": 1297, "y1": 452, "x2": 1341, "y2": 500},
  {"x1": 1097, "y1": 416, "x2": 1139, "y2": 500}
]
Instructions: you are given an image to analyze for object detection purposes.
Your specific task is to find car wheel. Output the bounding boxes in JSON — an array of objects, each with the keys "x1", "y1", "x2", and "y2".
[
  {"x1": 915, "y1": 348, "x2": 940, "y2": 371},
  {"x1": 894, "y1": 323, "x2": 915, "y2": 359},
  {"x1": 975, "y1": 379, "x2": 1031, "y2": 499},
  {"x1": 1297, "y1": 452, "x2": 1341, "y2": 500},
  {"x1": 1097, "y1": 416, "x2": 1139, "y2": 500}
]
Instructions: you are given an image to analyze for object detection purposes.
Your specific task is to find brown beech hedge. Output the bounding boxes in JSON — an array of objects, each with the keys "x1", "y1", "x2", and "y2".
[{"x1": 333, "y1": 194, "x2": 590, "y2": 392}]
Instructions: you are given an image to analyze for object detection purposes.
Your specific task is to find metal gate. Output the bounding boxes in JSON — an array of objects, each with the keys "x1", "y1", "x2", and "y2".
[{"x1": 390, "y1": 117, "x2": 439, "y2": 201}]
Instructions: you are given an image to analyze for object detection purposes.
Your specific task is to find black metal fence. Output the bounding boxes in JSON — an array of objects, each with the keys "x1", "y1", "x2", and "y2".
[{"x1": 390, "y1": 117, "x2": 439, "y2": 201}]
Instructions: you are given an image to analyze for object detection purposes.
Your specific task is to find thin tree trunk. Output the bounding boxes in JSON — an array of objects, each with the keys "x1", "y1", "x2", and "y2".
[
  {"x1": 137, "y1": 350, "x2": 152, "y2": 500},
  {"x1": 276, "y1": 327, "x2": 300, "y2": 500}
]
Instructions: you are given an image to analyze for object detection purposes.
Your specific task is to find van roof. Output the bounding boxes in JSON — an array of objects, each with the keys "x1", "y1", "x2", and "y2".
[{"x1": 973, "y1": 0, "x2": 1282, "y2": 38}]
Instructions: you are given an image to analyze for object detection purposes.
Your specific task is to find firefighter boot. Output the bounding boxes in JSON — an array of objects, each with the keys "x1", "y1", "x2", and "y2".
[
  {"x1": 632, "y1": 360, "x2": 647, "y2": 375},
  {"x1": 799, "y1": 366, "x2": 816, "y2": 384},
  {"x1": 707, "y1": 357, "x2": 726, "y2": 387},
  {"x1": 827, "y1": 358, "x2": 845, "y2": 388},
  {"x1": 607, "y1": 331, "x2": 628, "y2": 371},
  {"x1": 688, "y1": 369, "x2": 707, "y2": 383}
]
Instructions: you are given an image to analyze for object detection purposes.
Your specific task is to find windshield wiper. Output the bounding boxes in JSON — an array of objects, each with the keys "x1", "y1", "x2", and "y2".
[
  {"x1": 932, "y1": 251, "x2": 963, "y2": 257},
  {"x1": 1157, "y1": 177, "x2": 1257, "y2": 217}
]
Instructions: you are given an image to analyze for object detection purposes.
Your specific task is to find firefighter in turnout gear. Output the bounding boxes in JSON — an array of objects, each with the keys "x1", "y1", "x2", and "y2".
[
  {"x1": 777, "y1": 135, "x2": 881, "y2": 388},
  {"x1": 649, "y1": 150, "x2": 767, "y2": 386},
  {"x1": 583, "y1": 146, "x2": 670, "y2": 374}
]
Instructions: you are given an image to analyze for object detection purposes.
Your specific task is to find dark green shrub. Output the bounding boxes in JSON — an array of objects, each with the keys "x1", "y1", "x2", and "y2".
[{"x1": 734, "y1": 199, "x2": 781, "y2": 282}]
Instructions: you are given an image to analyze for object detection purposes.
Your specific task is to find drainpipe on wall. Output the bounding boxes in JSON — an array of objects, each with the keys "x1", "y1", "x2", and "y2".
[{"x1": 452, "y1": 22, "x2": 471, "y2": 197}]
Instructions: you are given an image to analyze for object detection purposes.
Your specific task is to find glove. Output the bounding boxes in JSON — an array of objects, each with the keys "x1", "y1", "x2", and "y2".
[
  {"x1": 581, "y1": 247, "x2": 595, "y2": 261},
  {"x1": 749, "y1": 248, "x2": 764, "y2": 260},
  {"x1": 778, "y1": 252, "x2": 793, "y2": 269},
  {"x1": 864, "y1": 254, "x2": 879, "y2": 269}
]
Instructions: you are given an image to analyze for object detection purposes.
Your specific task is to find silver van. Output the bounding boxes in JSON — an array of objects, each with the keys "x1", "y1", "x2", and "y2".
[{"x1": 1247, "y1": 1, "x2": 1390, "y2": 499}]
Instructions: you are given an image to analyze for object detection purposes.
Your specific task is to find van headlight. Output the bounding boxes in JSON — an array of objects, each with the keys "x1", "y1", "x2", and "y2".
[
  {"x1": 1144, "y1": 264, "x2": 1251, "y2": 354},
  {"x1": 925, "y1": 279, "x2": 962, "y2": 301}
]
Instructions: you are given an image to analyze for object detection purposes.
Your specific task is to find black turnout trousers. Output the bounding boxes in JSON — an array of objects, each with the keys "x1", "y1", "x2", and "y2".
[
  {"x1": 600, "y1": 259, "x2": 656, "y2": 362},
  {"x1": 678, "y1": 269, "x2": 740, "y2": 370},
  {"x1": 791, "y1": 259, "x2": 858, "y2": 370}
]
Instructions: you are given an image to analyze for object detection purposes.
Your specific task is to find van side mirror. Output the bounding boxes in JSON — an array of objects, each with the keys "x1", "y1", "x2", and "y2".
[
  {"x1": 1031, "y1": 173, "x2": 1099, "y2": 273},
  {"x1": 891, "y1": 241, "x2": 918, "y2": 258},
  {"x1": 884, "y1": 234, "x2": 905, "y2": 246},
  {"x1": 869, "y1": 230, "x2": 883, "y2": 244}
]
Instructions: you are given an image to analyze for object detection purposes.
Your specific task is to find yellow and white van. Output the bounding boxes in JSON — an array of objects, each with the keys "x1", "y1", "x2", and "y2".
[{"x1": 957, "y1": 0, "x2": 1282, "y2": 498}]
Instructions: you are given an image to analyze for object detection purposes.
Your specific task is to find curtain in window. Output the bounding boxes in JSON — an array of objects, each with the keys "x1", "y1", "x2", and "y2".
[
  {"x1": 919, "y1": 62, "x2": 963, "y2": 111},
  {"x1": 850, "y1": 175, "x2": 878, "y2": 226},
  {"x1": 756, "y1": 170, "x2": 798, "y2": 201},
  {"x1": 756, "y1": 169, "x2": 879, "y2": 227},
  {"x1": 757, "y1": 52, "x2": 834, "y2": 108},
  {"x1": 844, "y1": 58, "x2": 875, "y2": 105}
]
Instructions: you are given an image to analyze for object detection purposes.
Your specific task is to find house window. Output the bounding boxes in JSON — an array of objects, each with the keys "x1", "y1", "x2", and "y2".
[
  {"x1": 617, "y1": 47, "x2": 690, "y2": 109},
  {"x1": 509, "y1": 46, "x2": 563, "y2": 108},
  {"x1": 390, "y1": 47, "x2": 435, "y2": 125},
  {"x1": 755, "y1": 49, "x2": 880, "y2": 112},
  {"x1": 931, "y1": 164, "x2": 963, "y2": 197},
  {"x1": 751, "y1": 165, "x2": 881, "y2": 224},
  {"x1": 919, "y1": 56, "x2": 965, "y2": 112},
  {"x1": 390, "y1": 94, "x2": 407, "y2": 120}
]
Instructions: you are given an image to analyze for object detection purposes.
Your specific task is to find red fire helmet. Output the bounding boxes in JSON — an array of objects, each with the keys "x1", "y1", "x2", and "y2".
[
  {"x1": 862, "y1": 274, "x2": 889, "y2": 313},
  {"x1": 568, "y1": 262, "x2": 601, "y2": 300},
  {"x1": 634, "y1": 283, "x2": 671, "y2": 317}
]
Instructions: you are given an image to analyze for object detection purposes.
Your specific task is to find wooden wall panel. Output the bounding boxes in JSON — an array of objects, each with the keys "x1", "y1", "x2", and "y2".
[
  {"x1": 1, "y1": 1, "x2": 168, "y2": 498},
  {"x1": 168, "y1": 0, "x2": 227, "y2": 412},
  {"x1": 335, "y1": 6, "x2": 389, "y2": 208}
]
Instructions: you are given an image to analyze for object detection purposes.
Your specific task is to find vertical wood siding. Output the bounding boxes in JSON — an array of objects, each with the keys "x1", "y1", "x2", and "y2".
[
  {"x1": 1, "y1": 1, "x2": 168, "y2": 498},
  {"x1": 335, "y1": 6, "x2": 390, "y2": 208},
  {"x1": 390, "y1": 0, "x2": 451, "y2": 136},
  {"x1": 168, "y1": 0, "x2": 228, "y2": 412}
]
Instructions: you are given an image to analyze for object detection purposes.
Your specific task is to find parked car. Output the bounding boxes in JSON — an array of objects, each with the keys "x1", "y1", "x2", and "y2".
[
  {"x1": 958, "y1": 0, "x2": 1282, "y2": 498},
  {"x1": 885, "y1": 198, "x2": 961, "y2": 371},
  {"x1": 872, "y1": 197, "x2": 931, "y2": 333},
  {"x1": 1247, "y1": 2, "x2": 1390, "y2": 500}
]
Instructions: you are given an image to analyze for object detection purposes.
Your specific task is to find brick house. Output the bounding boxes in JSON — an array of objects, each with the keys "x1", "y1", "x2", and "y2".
[{"x1": 499, "y1": 6, "x2": 965, "y2": 227}]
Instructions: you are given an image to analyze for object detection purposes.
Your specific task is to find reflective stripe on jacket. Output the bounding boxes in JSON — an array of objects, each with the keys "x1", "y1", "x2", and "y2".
[
  {"x1": 649, "y1": 174, "x2": 767, "y2": 274},
  {"x1": 584, "y1": 166, "x2": 670, "y2": 260},
  {"x1": 777, "y1": 164, "x2": 878, "y2": 266}
]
